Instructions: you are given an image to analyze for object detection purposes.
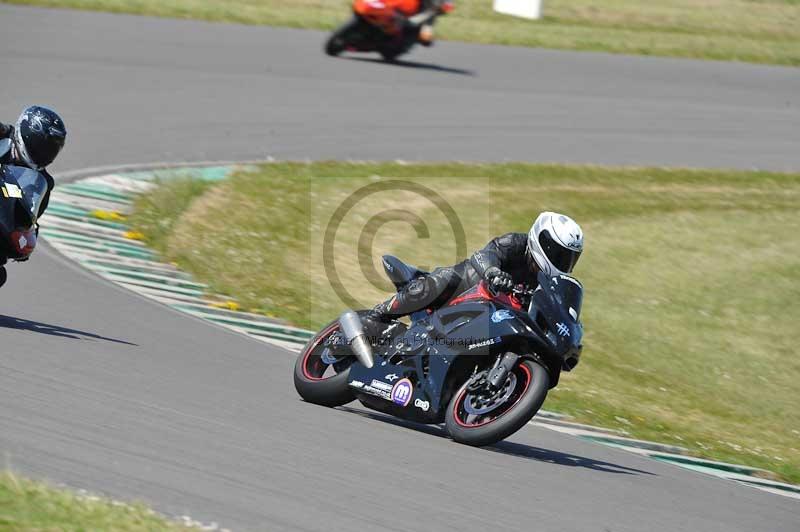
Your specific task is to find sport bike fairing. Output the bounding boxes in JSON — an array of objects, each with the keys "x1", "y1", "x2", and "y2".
[
  {"x1": 353, "y1": 0, "x2": 422, "y2": 34},
  {"x1": 0, "y1": 164, "x2": 48, "y2": 225},
  {"x1": 347, "y1": 272, "x2": 584, "y2": 422},
  {"x1": 528, "y1": 272, "x2": 584, "y2": 367},
  {"x1": 354, "y1": 0, "x2": 421, "y2": 17}
]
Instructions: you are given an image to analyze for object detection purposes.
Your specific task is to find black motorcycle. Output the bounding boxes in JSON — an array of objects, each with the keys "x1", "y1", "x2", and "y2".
[
  {"x1": 0, "y1": 158, "x2": 48, "y2": 287},
  {"x1": 294, "y1": 255, "x2": 584, "y2": 446}
]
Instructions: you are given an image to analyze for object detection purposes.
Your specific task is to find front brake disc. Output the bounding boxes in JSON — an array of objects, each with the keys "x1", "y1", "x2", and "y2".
[{"x1": 463, "y1": 373, "x2": 518, "y2": 415}]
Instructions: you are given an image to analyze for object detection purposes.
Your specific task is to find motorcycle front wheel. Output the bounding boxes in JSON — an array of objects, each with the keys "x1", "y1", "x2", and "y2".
[
  {"x1": 293, "y1": 318, "x2": 357, "y2": 407},
  {"x1": 445, "y1": 359, "x2": 550, "y2": 447},
  {"x1": 325, "y1": 16, "x2": 363, "y2": 56}
]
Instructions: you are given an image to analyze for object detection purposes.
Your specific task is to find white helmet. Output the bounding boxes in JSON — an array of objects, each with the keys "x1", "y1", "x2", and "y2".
[{"x1": 527, "y1": 212, "x2": 584, "y2": 276}]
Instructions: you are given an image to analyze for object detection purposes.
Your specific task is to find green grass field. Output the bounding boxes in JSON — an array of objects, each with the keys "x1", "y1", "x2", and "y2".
[
  {"x1": 4, "y1": 0, "x2": 800, "y2": 65},
  {"x1": 0, "y1": 471, "x2": 190, "y2": 531},
  {"x1": 129, "y1": 162, "x2": 800, "y2": 483}
]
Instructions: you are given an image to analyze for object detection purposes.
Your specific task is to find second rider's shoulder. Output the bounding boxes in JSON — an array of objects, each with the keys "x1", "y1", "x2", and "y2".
[
  {"x1": 0, "y1": 123, "x2": 15, "y2": 164},
  {"x1": 0, "y1": 139, "x2": 11, "y2": 164},
  {"x1": 41, "y1": 168, "x2": 56, "y2": 189}
]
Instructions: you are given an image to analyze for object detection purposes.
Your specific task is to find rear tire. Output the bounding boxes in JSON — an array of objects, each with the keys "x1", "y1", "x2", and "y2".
[
  {"x1": 293, "y1": 319, "x2": 355, "y2": 407},
  {"x1": 445, "y1": 359, "x2": 549, "y2": 447},
  {"x1": 379, "y1": 48, "x2": 401, "y2": 62}
]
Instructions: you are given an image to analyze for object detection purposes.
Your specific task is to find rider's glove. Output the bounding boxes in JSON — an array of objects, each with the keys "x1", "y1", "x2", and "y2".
[{"x1": 484, "y1": 267, "x2": 514, "y2": 293}]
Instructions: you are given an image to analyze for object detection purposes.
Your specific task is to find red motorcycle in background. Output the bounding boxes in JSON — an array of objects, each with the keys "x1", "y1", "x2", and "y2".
[{"x1": 325, "y1": 0, "x2": 455, "y2": 61}]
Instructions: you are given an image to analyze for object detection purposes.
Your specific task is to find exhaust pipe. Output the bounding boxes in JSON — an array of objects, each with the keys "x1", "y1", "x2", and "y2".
[{"x1": 339, "y1": 311, "x2": 375, "y2": 369}]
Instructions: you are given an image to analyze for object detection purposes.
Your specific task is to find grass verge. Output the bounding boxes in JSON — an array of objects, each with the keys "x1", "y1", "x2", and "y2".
[
  {"x1": 0, "y1": 471, "x2": 190, "y2": 531},
  {"x1": 4, "y1": 0, "x2": 800, "y2": 66},
  {"x1": 129, "y1": 161, "x2": 800, "y2": 483}
]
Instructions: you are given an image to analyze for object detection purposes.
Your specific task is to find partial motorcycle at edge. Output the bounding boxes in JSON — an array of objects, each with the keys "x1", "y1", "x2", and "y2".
[{"x1": 0, "y1": 143, "x2": 48, "y2": 287}]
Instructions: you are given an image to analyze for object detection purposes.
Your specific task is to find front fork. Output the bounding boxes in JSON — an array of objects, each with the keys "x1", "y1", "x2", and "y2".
[{"x1": 487, "y1": 352, "x2": 520, "y2": 390}]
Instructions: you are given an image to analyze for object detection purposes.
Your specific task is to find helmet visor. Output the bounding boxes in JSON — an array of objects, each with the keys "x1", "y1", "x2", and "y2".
[
  {"x1": 538, "y1": 230, "x2": 581, "y2": 273},
  {"x1": 26, "y1": 133, "x2": 64, "y2": 168}
]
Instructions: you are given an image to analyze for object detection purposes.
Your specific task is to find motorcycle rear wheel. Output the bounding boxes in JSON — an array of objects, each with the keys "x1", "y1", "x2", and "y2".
[
  {"x1": 445, "y1": 359, "x2": 549, "y2": 447},
  {"x1": 293, "y1": 318, "x2": 356, "y2": 407},
  {"x1": 379, "y1": 47, "x2": 402, "y2": 62}
]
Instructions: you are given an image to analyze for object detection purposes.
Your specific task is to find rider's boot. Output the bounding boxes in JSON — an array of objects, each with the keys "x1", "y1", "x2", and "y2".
[
  {"x1": 0, "y1": 266, "x2": 7, "y2": 289},
  {"x1": 362, "y1": 300, "x2": 395, "y2": 340},
  {"x1": 418, "y1": 24, "x2": 435, "y2": 46}
]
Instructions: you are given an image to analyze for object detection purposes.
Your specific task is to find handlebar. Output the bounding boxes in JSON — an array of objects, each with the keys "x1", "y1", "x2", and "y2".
[
  {"x1": 483, "y1": 280, "x2": 534, "y2": 308},
  {"x1": 512, "y1": 284, "x2": 535, "y2": 298}
]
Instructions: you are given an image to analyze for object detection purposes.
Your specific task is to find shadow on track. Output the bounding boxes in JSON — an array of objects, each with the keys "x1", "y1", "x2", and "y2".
[
  {"x1": 342, "y1": 56, "x2": 476, "y2": 76},
  {"x1": 0, "y1": 315, "x2": 137, "y2": 345},
  {"x1": 338, "y1": 406, "x2": 449, "y2": 438},
  {"x1": 488, "y1": 440, "x2": 655, "y2": 476},
  {"x1": 338, "y1": 406, "x2": 654, "y2": 476}
]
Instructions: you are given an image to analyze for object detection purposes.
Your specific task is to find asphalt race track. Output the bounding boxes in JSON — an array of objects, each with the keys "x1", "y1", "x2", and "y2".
[{"x1": 1, "y1": 5, "x2": 799, "y2": 531}]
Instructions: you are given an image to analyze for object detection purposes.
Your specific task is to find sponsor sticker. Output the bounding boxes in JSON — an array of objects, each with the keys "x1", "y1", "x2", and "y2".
[
  {"x1": 559, "y1": 275, "x2": 582, "y2": 287},
  {"x1": 370, "y1": 379, "x2": 393, "y2": 392},
  {"x1": 349, "y1": 380, "x2": 365, "y2": 389},
  {"x1": 468, "y1": 337, "x2": 501, "y2": 350},
  {"x1": 556, "y1": 322, "x2": 570, "y2": 337},
  {"x1": 414, "y1": 398, "x2": 430, "y2": 412},
  {"x1": 491, "y1": 309, "x2": 515, "y2": 323},
  {"x1": 3, "y1": 184, "x2": 22, "y2": 199},
  {"x1": 390, "y1": 378, "x2": 413, "y2": 407},
  {"x1": 385, "y1": 373, "x2": 399, "y2": 382},
  {"x1": 363, "y1": 385, "x2": 391, "y2": 400}
]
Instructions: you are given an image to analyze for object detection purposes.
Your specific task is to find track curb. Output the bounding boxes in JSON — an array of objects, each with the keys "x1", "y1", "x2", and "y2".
[{"x1": 42, "y1": 163, "x2": 312, "y2": 353}]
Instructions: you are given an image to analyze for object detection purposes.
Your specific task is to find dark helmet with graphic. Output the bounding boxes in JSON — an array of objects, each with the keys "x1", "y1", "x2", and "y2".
[{"x1": 14, "y1": 106, "x2": 67, "y2": 170}]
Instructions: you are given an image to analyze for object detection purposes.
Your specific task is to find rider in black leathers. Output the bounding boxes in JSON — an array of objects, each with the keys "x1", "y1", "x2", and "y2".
[
  {"x1": 367, "y1": 212, "x2": 584, "y2": 324},
  {"x1": 0, "y1": 106, "x2": 66, "y2": 285},
  {"x1": 0, "y1": 106, "x2": 67, "y2": 220}
]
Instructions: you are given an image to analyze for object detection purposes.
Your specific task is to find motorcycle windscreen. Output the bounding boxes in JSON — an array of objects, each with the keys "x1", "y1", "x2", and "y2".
[
  {"x1": 537, "y1": 271, "x2": 583, "y2": 320},
  {"x1": 1, "y1": 165, "x2": 48, "y2": 224}
]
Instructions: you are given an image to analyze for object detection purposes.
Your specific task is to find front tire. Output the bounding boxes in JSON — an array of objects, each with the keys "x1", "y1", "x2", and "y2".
[
  {"x1": 325, "y1": 16, "x2": 361, "y2": 56},
  {"x1": 445, "y1": 359, "x2": 550, "y2": 447},
  {"x1": 293, "y1": 319, "x2": 355, "y2": 407}
]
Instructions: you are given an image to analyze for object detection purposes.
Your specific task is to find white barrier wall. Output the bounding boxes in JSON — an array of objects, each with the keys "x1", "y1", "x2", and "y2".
[{"x1": 493, "y1": 0, "x2": 543, "y2": 20}]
